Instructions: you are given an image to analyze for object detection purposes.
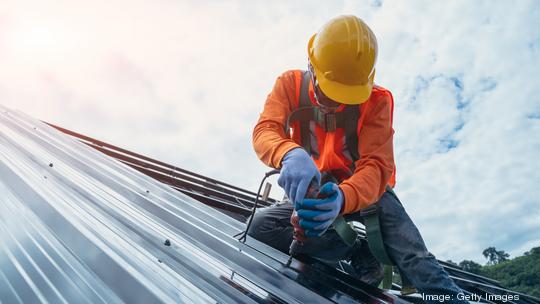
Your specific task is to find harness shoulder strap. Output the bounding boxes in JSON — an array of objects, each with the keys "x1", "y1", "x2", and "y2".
[
  {"x1": 284, "y1": 71, "x2": 314, "y2": 153},
  {"x1": 298, "y1": 70, "x2": 311, "y2": 107},
  {"x1": 340, "y1": 105, "x2": 360, "y2": 161},
  {"x1": 298, "y1": 71, "x2": 312, "y2": 153}
]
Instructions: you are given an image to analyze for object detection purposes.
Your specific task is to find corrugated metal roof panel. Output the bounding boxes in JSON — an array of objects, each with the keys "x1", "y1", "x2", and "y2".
[
  {"x1": 48, "y1": 123, "x2": 540, "y2": 304},
  {"x1": 0, "y1": 107, "x2": 407, "y2": 303},
  {"x1": 3, "y1": 106, "x2": 539, "y2": 304}
]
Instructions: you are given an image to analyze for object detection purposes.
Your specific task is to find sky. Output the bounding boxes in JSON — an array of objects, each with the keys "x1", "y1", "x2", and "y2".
[{"x1": 0, "y1": 0, "x2": 539, "y2": 264}]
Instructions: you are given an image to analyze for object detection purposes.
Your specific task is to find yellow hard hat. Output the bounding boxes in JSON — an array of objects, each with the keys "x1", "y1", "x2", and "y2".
[{"x1": 308, "y1": 15, "x2": 378, "y2": 105}]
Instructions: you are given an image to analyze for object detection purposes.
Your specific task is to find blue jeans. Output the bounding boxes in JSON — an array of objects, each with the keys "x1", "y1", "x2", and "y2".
[{"x1": 247, "y1": 189, "x2": 468, "y2": 304}]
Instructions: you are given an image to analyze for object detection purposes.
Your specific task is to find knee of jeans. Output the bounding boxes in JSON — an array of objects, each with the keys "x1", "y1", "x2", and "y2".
[
  {"x1": 379, "y1": 192, "x2": 407, "y2": 219},
  {"x1": 247, "y1": 211, "x2": 267, "y2": 238},
  {"x1": 246, "y1": 208, "x2": 285, "y2": 239},
  {"x1": 246, "y1": 207, "x2": 294, "y2": 253},
  {"x1": 399, "y1": 250, "x2": 432, "y2": 268}
]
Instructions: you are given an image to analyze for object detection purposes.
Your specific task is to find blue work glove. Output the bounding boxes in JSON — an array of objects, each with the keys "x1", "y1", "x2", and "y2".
[
  {"x1": 277, "y1": 148, "x2": 321, "y2": 204},
  {"x1": 295, "y1": 182, "x2": 344, "y2": 237}
]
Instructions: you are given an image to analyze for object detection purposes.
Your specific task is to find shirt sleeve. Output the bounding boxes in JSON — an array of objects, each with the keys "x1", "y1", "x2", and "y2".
[
  {"x1": 338, "y1": 92, "x2": 395, "y2": 214},
  {"x1": 252, "y1": 71, "x2": 302, "y2": 168}
]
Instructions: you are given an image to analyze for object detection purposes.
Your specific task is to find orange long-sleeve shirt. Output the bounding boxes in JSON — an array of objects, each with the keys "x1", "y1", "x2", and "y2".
[{"x1": 252, "y1": 70, "x2": 395, "y2": 214}]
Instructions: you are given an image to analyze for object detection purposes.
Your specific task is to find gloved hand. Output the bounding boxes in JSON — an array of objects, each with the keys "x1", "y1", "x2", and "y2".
[
  {"x1": 295, "y1": 182, "x2": 344, "y2": 237},
  {"x1": 277, "y1": 148, "x2": 321, "y2": 204}
]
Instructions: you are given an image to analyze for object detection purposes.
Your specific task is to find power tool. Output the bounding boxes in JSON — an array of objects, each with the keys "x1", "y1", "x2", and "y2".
[{"x1": 286, "y1": 178, "x2": 321, "y2": 266}]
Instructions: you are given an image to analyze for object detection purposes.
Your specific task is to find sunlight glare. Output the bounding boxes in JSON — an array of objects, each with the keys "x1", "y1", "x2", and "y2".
[{"x1": 7, "y1": 18, "x2": 81, "y2": 66}]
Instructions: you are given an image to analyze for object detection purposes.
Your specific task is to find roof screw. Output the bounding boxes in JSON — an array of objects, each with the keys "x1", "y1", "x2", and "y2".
[
  {"x1": 158, "y1": 259, "x2": 162, "y2": 263},
  {"x1": 145, "y1": 190, "x2": 150, "y2": 194},
  {"x1": 49, "y1": 163, "x2": 54, "y2": 168},
  {"x1": 164, "y1": 239, "x2": 171, "y2": 246}
]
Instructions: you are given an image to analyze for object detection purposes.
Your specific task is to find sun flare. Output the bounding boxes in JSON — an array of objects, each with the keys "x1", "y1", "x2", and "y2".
[{"x1": 7, "y1": 18, "x2": 80, "y2": 65}]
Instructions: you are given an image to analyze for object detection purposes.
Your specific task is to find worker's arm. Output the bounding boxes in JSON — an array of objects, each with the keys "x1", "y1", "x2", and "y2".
[
  {"x1": 339, "y1": 92, "x2": 395, "y2": 214},
  {"x1": 252, "y1": 71, "x2": 301, "y2": 168}
]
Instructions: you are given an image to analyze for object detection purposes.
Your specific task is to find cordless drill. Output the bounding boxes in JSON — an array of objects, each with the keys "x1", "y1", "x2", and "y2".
[{"x1": 286, "y1": 178, "x2": 321, "y2": 266}]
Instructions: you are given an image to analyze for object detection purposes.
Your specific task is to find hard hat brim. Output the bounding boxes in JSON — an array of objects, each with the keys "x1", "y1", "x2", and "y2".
[{"x1": 315, "y1": 69, "x2": 374, "y2": 105}]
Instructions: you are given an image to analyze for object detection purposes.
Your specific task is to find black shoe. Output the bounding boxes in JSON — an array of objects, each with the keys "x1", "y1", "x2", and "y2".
[{"x1": 350, "y1": 239, "x2": 384, "y2": 286}]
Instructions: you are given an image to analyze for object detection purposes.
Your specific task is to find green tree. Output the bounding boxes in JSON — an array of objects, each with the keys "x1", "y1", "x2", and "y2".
[
  {"x1": 445, "y1": 260, "x2": 458, "y2": 267},
  {"x1": 524, "y1": 247, "x2": 540, "y2": 256},
  {"x1": 479, "y1": 246, "x2": 540, "y2": 298},
  {"x1": 459, "y1": 260, "x2": 482, "y2": 274},
  {"x1": 482, "y1": 247, "x2": 510, "y2": 265}
]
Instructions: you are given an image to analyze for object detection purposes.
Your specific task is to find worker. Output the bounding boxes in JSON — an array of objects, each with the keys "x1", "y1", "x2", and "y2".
[{"x1": 248, "y1": 15, "x2": 468, "y2": 303}]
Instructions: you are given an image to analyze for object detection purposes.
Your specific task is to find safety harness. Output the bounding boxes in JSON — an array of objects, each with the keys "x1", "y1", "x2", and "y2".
[
  {"x1": 284, "y1": 71, "x2": 360, "y2": 161},
  {"x1": 285, "y1": 71, "x2": 415, "y2": 292}
]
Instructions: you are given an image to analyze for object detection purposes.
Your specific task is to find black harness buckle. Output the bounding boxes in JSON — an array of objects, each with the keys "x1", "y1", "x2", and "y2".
[{"x1": 324, "y1": 112, "x2": 337, "y2": 132}]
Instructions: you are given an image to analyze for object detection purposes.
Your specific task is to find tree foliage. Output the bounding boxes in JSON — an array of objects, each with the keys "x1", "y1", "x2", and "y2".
[
  {"x1": 482, "y1": 246, "x2": 510, "y2": 265},
  {"x1": 459, "y1": 260, "x2": 482, "y2": 274},
  {"x1": 459, "y1": 247, "x2": 540, "y2": 298},
  {"x1": 445, "y1": 260, "x2": 458, "y2": 266}
]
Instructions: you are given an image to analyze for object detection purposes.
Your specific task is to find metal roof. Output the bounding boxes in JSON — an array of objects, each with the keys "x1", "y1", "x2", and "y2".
[
  {"x1": 1, "y1": 105, "x2": 539, "y2": 304},
  {"x1": 0, "y1": 107, "x2": 407, "y2": 303}
]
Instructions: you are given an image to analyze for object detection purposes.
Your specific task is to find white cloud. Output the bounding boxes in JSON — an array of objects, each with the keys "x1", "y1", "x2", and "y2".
[
  {"x1": 0, "y1": 0, "x2": 539, "y2": 263},
  {"x1": 375, "y1": 0, "x2": 540, "y2": 262}
]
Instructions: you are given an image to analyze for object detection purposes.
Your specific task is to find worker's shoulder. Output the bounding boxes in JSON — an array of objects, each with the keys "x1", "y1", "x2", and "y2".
[
  {"x1": 372, "y1": 84, "x2": 393, "y2": 98},
  {"x1": 277, "y1": 69, "x2": 302, "y2": 82},
  {"x1": 371, "y1": 84, "x2": 394, "y2": 104}
]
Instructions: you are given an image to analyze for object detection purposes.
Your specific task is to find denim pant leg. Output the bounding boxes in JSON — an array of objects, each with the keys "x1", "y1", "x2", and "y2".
[
  {"x1": 247, "y1": 202, "x2": 353, "y2": 263},
  {"x1": 377, "y1": 191, "x2": 468, "y2": 303}
]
